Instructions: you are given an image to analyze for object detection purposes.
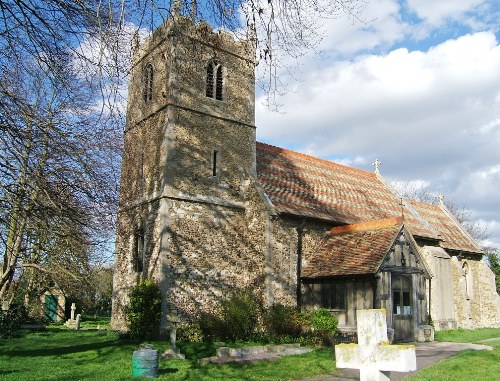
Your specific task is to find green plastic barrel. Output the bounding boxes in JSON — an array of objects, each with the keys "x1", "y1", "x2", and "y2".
[{"x1": 132, "y1": 344, "x2": 158, "y2": 378}]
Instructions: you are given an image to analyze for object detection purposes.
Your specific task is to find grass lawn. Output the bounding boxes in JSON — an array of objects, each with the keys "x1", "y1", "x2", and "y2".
[
  {"x1": 0, "y1": 328, "x2": 335, "y2": 381},
  {"x1": 406, "y1": 328, "x2": 500, "y2": 381},
  {"x1": 2, "y1": 327, "x2": 500, "y2": 381}
]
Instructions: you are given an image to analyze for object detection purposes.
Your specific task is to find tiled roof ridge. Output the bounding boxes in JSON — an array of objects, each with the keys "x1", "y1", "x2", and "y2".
[
  {"x1": 329, "y1": 217, "x2": 404, "y2": 235},
  {"x1": 408, "y1": 199, "x2": 437, "y2": 208},
  {"x1": 256, "y1": 141, "x2": 377, "y2": 178}
]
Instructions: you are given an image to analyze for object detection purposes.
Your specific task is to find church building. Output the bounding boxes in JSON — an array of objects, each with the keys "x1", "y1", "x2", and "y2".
[{"x1": 111, "y1": 15, "x2": 500, "y2": 342}]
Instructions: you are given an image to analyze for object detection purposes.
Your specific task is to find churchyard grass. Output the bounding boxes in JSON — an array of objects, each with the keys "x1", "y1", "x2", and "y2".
[
  {"x1": 434, "y1": 327, "x2": 500, "y2": 343},
  {"x1": 406, "y1": 328, "x2": 500, "y2": 381},
  {"x1": 4, "y1": 326, "x2": 500, "y2": 381},
  {"x1": 0, "y1": 327, "x2": 334, "y2": 381}
]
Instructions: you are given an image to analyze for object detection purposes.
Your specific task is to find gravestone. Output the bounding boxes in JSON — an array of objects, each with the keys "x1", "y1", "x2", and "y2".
[
  {"x1": 71, "y1": 303, "x2": 76, "y2": 320},
  {"x1": 65, "y1": 303, "x2": 80, "y2": 330},
  {"x1": 75, "y1": 314, "x2": 81, "y2": 330},
  {"x1": 335, "y1": 309, "x2": 416, "y2": 381}
]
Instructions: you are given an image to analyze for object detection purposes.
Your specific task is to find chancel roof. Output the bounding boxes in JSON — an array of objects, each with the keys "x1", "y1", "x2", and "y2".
[
  {"x1": 409, "y1": 200, "x2": 482, "y2": 254},
  {"x1": 255, "y1": 142, "x2": 483, "y2": 257},
  {"x1": 301, "y1": 218, "x2": 404, "y2": 278},
  {"x1": 256, "y1": 142, "x2": 435, "y2": 238}
]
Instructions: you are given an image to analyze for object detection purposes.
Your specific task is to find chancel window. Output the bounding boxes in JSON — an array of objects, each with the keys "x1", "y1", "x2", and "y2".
[
  {"x1": 462, "y1": 261, "x2": 471, "y2": 300},
  {"x1": 143, "y1": 63, "x2": 153, "y2": 102},
  {"x1": 320, "y1": 282, "x2": 346, "y2": 310},
  {"x1": 392, "y1": 275, "x2": 411, "y2": 315},
  {"x1": 133, "y1": 228, "x2": 145, "y2": 272},
  {"x1": 206, "y1": 62, "x2": 223, "y2": 100}
]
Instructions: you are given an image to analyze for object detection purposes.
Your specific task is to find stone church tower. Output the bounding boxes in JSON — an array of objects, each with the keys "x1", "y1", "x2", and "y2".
[{"x1": 110, "y1": 15, "x2": 274, "y2": 332}]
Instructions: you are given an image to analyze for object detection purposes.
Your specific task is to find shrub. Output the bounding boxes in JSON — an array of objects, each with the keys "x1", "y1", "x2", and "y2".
[
  {"x1": 0, "y1": 303, "x2": 30, "y2": 339},
  {"x1": 309, "y1": 308, "x2": 338, "y2": 346},
  {"x1": 263, "y1": 304, "x2": 307, "y2": 337},
  {"x1": 177, "y1": 321, "x2": 204, "y2": 343},
  {"x1": 199, "y1": 288, "x2": 261, "y2": 342},
  {"x1": 124, "y1": 279, "x2": 162, "y2": 339},
  {"x1": 219, "y1": 289, "x2": 261, "y2": 341}
]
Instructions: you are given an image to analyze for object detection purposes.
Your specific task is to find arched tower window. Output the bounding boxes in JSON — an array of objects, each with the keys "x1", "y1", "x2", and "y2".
[
  {"x1": 143, "y1": 63, "x2": 153, "y2": 103},
  {"x1": 206, "y1": 62, "x2": 223, "y2": 101}
]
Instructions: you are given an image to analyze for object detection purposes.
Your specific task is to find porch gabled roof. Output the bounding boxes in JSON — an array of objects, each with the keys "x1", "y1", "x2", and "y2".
[{"x1": 301, "y1": 218, "x2": 404, "y2": 278}]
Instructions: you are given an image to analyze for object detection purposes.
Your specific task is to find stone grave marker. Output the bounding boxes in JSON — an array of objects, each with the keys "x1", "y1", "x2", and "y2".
[
  {"x1": 65, "y1": 303, "x2": 79, "y2": 330},
  {"x1": 75, "y1": 314, "x2": 81, "y2": 330},
  {"x1": 162, "y1": 309, "x2": 185, "y2": 360},
  {"x1": 335, "y1": 309, "x2": 416, "y2": 381}
]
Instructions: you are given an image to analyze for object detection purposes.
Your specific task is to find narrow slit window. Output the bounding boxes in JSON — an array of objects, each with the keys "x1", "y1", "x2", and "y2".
[
  {"x1": 143, "y1": 64, "x2": 153, "y2": 102},
  {"x1": 212, "y1": 150, "x2": 219, "y2": 177},
  {"x1": 134, "y1": 229, "x2": 145, "y2": 272}
]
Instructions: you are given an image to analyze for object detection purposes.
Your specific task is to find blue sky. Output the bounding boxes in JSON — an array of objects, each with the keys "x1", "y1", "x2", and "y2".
[{"x1": 255, "y1": 0, "x2": 500, "y2": 248}]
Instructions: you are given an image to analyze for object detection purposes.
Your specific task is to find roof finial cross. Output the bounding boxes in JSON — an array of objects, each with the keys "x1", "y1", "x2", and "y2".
[
  {"x1": 373, "y1": 159, "x2": 382, "y2": 174},
  {"x1": 438, "y1": 193, "x2": 444, "y2": 206}
]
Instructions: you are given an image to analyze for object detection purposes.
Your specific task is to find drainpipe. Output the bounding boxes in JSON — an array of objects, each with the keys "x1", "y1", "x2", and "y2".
[{"x1": 428, "y1": 278, "x2": 432, "y2": 324}]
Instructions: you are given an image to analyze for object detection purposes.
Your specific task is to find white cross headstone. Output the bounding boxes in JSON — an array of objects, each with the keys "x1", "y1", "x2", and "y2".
[
  {"x1": 70, "y1": 303, "x2": 76, "y2": 320},
  {"x1": 335, "y1": 309, "x2": 416, "y2": 381}
]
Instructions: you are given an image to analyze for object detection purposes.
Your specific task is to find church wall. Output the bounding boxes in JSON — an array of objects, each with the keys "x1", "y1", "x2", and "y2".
[
  {"x1": 451, "y1": 256, "x2": 500, "y2": 329},
  {"x1": 269, "y1": 217, "x2": 332, "y2": 307},
  {"x1": 111, "y1": 198, "x2": 163, "y2": 330},
  {"x1": 420, "y1": 246, "x2": 457, "y2": 330},
  {"x1": 168, "y1": 110, "x2": 255, "y2": 201},
  {"x1": 119, "y1": 113, "x2": 168, "y2": 206}
]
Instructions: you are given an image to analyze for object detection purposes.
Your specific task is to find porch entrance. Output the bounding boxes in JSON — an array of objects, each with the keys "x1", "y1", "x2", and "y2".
[{"x1": 392, "y1": 275, "x2": 413, "y2": 342}]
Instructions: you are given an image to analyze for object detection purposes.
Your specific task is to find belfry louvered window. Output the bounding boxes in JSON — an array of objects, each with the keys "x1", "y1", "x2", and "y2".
[
  {"x1": 206, "y1": 62, "x2": 223, "y2": 100},
  {"x1": 143, "y1": 63, "x2": 153, "y2": 102}
]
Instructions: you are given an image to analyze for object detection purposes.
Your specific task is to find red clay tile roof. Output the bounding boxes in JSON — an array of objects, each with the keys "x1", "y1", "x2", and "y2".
[
  {"x1": 256, "y1": 142, "x2": 435, "y2": 238},
  {"x1": 301, "y1": 218, "x2": 404, "y2": 278},
  {"x1": 409, "y1": 200, "x2": 482, "y2": 254}
]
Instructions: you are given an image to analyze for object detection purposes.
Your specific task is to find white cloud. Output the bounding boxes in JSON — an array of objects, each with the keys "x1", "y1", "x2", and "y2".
[
  {"x1": 256, "y1": 30, "x2": 500, "y2": 245},
  {"x1": 319, "y1": 0, "x2": 406, "y2": 57},
  {"x1": 406, "y1": 0, "x2": 486, "y2": 25}
]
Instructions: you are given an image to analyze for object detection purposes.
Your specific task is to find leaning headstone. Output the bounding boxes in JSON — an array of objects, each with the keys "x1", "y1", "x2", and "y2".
[
  {"x1": 335, "y1": 309, "x2": 416, "y2": 381},
  {"x1": 162, "y1": 310, "x2": 185, "y2": 360},
  {"x1": 75, "y1": 314, "x2": 81, "y2": 330}
]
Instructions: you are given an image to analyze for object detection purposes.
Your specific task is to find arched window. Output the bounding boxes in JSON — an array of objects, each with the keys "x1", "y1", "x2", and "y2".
[
  {"x1": 143, "y1": 63, "x2": 153, "y2": 103},
  {"x1": 206, "y1": 62, "x2": 223, "y2": 101},
  {"x1": 462, "y1": 262, "x2": 471, "y2": 300}
]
